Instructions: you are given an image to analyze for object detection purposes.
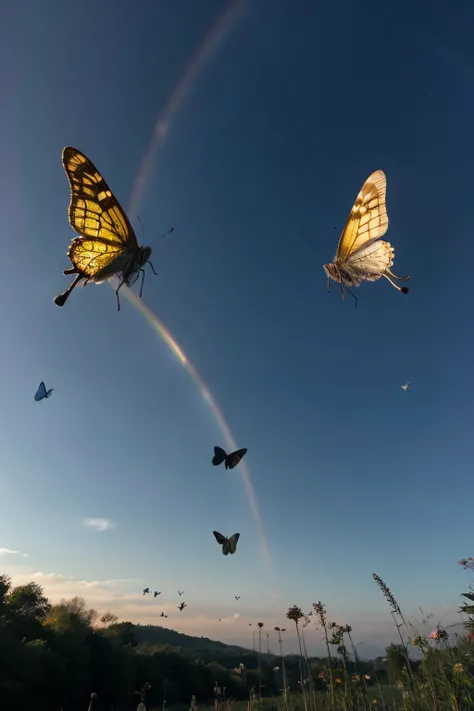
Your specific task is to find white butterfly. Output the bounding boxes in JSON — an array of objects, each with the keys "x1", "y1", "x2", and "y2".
[
  {"x1": 323, "y1": 170, "x2": 410, "y2": 301},
  {"x1": 401, "y1": 378, "x2": 413, "y2": 392},
  {"x1": 213, "y1": 530, "x2": 240, "y2": 555},
  {"x1": 34, "y1": 382, "x2": 54, "y2": 402}
]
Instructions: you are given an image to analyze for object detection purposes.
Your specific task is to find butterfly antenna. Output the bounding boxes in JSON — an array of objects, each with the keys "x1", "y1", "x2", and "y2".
[
  {"x1": 151, "y1": 227, "x2": 174, "y2": 246},
  {"x1": 137, "y1": 215, "x2": 145, "y2": 238}
]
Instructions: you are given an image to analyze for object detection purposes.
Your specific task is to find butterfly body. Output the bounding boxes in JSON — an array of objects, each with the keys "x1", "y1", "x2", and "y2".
[
  {"x1": 34, "y1": 382, "x2": 54, "y2": 401},
  {"x1": 55, "y1": 147, "x2": 156, "y2": 310},
  {"x1": 323, "y1": 170, "x2": 410, "y2": 298},
  {"x1": 213, "y1": 530, "x2": 240, "y2": 555},
  {"x1": 212, "y1": 446, "x2": 247, "y2": 470}
]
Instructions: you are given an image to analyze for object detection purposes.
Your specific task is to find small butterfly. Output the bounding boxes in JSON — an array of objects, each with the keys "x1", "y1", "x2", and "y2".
[
  {"x1": 154, "y1": 591, "x2": 161, "y2": 598},
  {"x1": 178, "y1": 602, "x2": 187, "y2": 611},
  {"x1": 160, "y1": 612, "x2": 168, "y2": 618},
  {"x1": 212, "y1": 446, "x2": 247, "y2": 470},
  {"x1": 34, "y1": 382, "x2": 54, "y2": 402},
  {"x1": 178, "y1": 590, "x2": 184, "y2": 596},
  {"x1": 213, "y1": 530, "x2": 240, "y2": 555},
  {"x1": 323, "y1": 170, "x2": 410, "y2": 303},
  {"x1": 235, "y1": 595, "x2": 241, "y2": 600},
  {"x1": 401, "y1": 377, "x2": 413, "y2": 392},
  {"x1": 55, "y1": 146, "x2": 172, "y2": 311},
  {"x1": 143, "y1": 588, "x2": 150, "y2": 595}
]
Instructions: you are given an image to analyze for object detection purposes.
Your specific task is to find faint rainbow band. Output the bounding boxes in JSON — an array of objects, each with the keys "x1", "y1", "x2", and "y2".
[
  {"x1": 114, "y1": 0, "x2": 270, "y2": 562},
  {"x1": 120, "y1": 289, "x2": 269, "y2": 562}
]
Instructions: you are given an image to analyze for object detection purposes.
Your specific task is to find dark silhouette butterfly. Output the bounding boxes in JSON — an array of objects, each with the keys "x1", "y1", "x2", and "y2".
[
  {"x1": 34, "y1": 381, "x2": 54, "y2": 401},
  {"x1": 213, "y1": 530, "x2": 240, "y2": 555},
  {"x1": 212, "y1": 446, "x2": 247, "y2": 470}
]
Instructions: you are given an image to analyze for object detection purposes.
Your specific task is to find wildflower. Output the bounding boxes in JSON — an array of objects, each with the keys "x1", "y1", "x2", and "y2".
[
  {"x1": 364, "y1": 675, "x2": 371, "y2": 681},
  {"x1": 335, "y1": 678, "x2": 342, "y2": 684},
  {"x1": 453, "y1": 663, "x2": 464, "y2": 674},
  {"x1": 352, "y1": 674, "x2": 360, "y2": 682},
  {"x1": 372, "y1": 700, "x2": 378, "y2": 704},
  {"x1": 429, "y1": 630, "x2": 439, "y2": 640},
  {"x1": 286, "y1": 606, "x2": 304, "y2": 623},
  {"x1": 372, "y1": 573, "x2": 402, "y2": 615}
]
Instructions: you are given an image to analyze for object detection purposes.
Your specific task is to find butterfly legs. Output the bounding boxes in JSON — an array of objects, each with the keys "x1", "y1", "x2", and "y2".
[
  {"x1": 138, "y1": 262, "x2": 158, "y2": 299},
  {"x1": 339, "y1": 282, "x2": 358, "y2": 309}
]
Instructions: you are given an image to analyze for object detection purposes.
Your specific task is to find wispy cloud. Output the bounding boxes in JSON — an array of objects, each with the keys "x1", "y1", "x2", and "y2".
[
  {"x1": 82, "y1": 518, "x2": 115, "y2": 532},
  {"x1": 0, "y1": 547, "x2": 26, "y2": 557}
]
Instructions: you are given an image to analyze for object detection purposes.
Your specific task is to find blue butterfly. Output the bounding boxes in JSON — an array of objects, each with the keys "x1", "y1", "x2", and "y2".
[{"x1": 34, "y1": 382, "x2": 54, "y2": 402}]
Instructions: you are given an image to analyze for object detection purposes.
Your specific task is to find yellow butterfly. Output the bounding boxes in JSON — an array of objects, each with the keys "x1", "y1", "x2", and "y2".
[
  {"x1": 54, "y1": 147, "x2": 166, "y2": 311},
  {"x1": 323, "y1": 170, "x2": 410, "y2": 302}
]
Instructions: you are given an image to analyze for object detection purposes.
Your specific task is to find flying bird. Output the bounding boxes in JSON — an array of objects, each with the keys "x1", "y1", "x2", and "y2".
[
  {"x1": 401, "y1": 378, "x2": 413, "y2": 392},
  {"x1": 235, "y1": 596, "x2": 241, "y2": 600},
  {"x1": 154, "y1": 591, "x2": 161, "y2": 598},
  {"x1": 34, "y1": 382, "x2": 54, "y2": 401},
  {"x1": 323, "y1": 170, "x2": 410, "y2": 303},
  {"x1": 160, "y1": 612, "x2": 168, "y2": 618},
  {"x1": 212, "y1": 446, "x2": 247, "y2": 470},
  {"x1": 143, "y1": 588, "x2": 150, "y2": 596},
  {"x1": 178, "y1": 602, "x2": 187, "y2": 611},
  {"x1": 54, "y1": 146, "x2": 173, "y2": 311},
  {"x1": 178, "y1": 590, "x2": 184, "y2": 596},
  {"x1": 213, "y1": 530, "x2": 240, "y2": 555}
]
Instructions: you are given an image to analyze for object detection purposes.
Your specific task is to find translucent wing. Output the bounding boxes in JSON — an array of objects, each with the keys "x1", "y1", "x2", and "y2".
[
  {"x1": 213, "y1": 530, "x2": 228, "y2": 546},
  {"x1": 225, "y1": 448, "x2": 247, "y2": 470},
  {"x1": 335, "y1": 170, "x2": 388, "y2": 263},
  {"x1": 62, "y1": 146, "x2": 138, "y2": 250},
  {"x1": 212, "y1": 446, "x2": 227, "y2": 466},
  {"x1": 34, "y1": 382, "x2": 47, "y2": 401},
  {"x1": 228, "y1": 533, "x2": 240, "y2": 554}
]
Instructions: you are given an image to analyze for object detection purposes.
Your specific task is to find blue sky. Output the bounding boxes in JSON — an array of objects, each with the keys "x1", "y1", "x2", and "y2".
[{"x1": 1, "y1": 0, "x2": 473, "y2": 655}]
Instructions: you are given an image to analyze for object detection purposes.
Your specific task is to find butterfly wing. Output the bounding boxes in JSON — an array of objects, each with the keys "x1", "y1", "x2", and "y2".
[
  {"x1": 34, "y1": 382, "x2": 47, "y2": 401},
  {"x1": 335, "y1": 170, "x2": 388, "y2": 264},
  {"x1": 225, "y1": 448, "x2": 247, "y2": 470},
  {"x1": 212, "y1": 446, "x2": 228, "y2": 466},
  {"x1": 228, "y1": 533, "x2": 240, "y2": 554}
]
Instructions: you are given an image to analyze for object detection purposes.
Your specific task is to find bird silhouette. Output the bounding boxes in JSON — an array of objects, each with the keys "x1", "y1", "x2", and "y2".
[
  {"x1": 143, "y1": 587, "x2": 150, "y2": 595},
  {"x1": 154, "y1": 591, "x2": 161, "y2": 598},
  {"x1": 178, "y1": 602, "x2": 187, "y2": 611}
]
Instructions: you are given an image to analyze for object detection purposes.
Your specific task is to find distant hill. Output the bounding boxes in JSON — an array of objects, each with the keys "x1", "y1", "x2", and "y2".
[{"x1": 134, "y1": 623, "x2": 249, "y2": 655}]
